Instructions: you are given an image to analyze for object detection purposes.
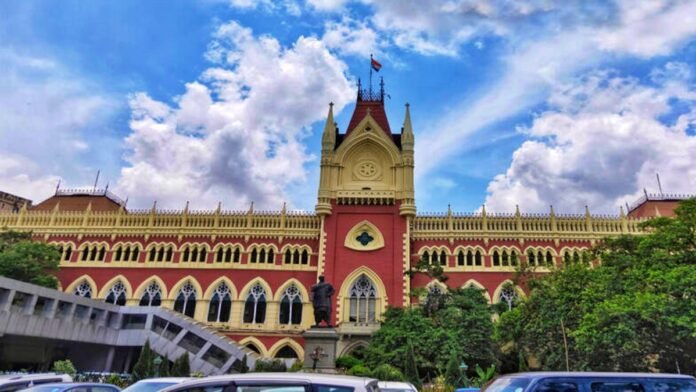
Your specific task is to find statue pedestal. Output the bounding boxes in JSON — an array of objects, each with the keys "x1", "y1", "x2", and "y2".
[{"x1": 302, "y1": 327, "x2": 339, "y2": 372}]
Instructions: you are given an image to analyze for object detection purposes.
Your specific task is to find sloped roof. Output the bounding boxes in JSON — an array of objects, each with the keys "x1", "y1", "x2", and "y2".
[{"x1": 31, "y1": 189, "x2": 125, "y2": 212}]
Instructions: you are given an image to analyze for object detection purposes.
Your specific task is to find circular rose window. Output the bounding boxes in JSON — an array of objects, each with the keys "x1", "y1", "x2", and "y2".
[{"x1": 355, "y1": 160, "x2": 380, "y2": 180}]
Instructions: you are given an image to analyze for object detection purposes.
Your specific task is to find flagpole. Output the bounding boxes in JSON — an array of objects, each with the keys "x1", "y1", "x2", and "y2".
[{"x1": 369, "y1": 53, "x2": 373, "y2": 96}]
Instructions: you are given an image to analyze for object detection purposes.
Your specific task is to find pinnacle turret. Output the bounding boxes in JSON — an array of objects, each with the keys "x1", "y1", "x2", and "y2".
[
  {"x1": 321, "y1": 102, "x2": 336, "y2": 151},
  {"x1": 401, "y1": 103, "x2": 414, "y2": 150}
]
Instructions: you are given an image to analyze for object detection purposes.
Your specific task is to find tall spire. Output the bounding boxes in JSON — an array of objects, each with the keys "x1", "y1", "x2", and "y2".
[
  {"x1": 321, "y1": 102, "x2": 336, "y2": 151},
  {"x1": 401, "y1": 103, "x2": 414, "y2": 149}
]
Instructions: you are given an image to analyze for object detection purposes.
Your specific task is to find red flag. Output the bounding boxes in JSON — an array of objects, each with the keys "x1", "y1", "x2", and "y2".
[{"x1": 371, "y1": 58, "x2": 382, "y2": 72}]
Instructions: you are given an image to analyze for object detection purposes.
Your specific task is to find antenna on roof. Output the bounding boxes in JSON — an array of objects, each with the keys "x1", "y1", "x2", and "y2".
[
  {"x1": 93, "y1": 170, "x2": 100, "y2": 191},
  {"x1": 55, "y1": 180, "x2": 61, "y2": 195},
  {"x1": 104, "y1": 182, "x2": 109, "y2": 192},
  {"x1": 656, "y1": 173, "x2": 663, "y2": 195}
]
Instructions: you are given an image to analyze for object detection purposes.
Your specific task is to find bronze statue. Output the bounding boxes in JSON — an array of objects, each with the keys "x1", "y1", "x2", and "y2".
[{"x1": 310, "y1": 275, "x2": 335, "y2": 327}]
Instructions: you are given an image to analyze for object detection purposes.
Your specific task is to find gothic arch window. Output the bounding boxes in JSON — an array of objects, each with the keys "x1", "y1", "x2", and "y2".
[
  {"x1": 139, "y1": 282, "x2": 162, "y2": 306},
  {"x1": 279, "y1": 284, "x2": 303, "y2": 325},
  {"x1": 245, "y1": 343, "x2": 261, "y2": 355},
  {"x1": 216, "y1": 246, "x2": 242, "y2": 263},
  {"x1": 456, "y1": 249, "x2": 483, "y2": 267},
  {"x1": 527, "y1": 250, "x2": 536, "y2": 266},
  {"x1": 113, "y1": 244, "x2": 140, "y2": 262},
  {"x1": 243, "y1": 283, "x2": 267, "y2": 324},
  {"x1": 207, "y1": 282, "x2": 232, "y2": 323},
  {"x1": 275, "y1": 345, "x2": 299, "y2": 359},
  {"x1": 105, "y1": 281, "x2": 127, "y2": 306},
  {"x1": 74, "y1": 280, "x2": 92, "y2": 298},
  {"x1": 53, "y1": 244, "x2": 73, "y2": 262},
  {"x1": 492, "y1": 250, "x2": 501, "y2": 266},
  {"x1": 173, "y1": 282, "x2": 197, "y2": 318},
  {"x1": 499, "y1": 285, "x2": 518, "y2": 311},
  {"x1": 79, "y1": 244, "x2": 107, "y2": 262},
  {"x1": 348, "y1": 275, "x2": 377, "y2": 323},
  {"x1": 147, "y1": 244, "x2": 174, "y2": 262},
  {"x1": 181, "y1": 244, "x2": 208, "y2": 263},
  {"x1": 283, "y1": 247, "x2": 310, "y2": 265}
]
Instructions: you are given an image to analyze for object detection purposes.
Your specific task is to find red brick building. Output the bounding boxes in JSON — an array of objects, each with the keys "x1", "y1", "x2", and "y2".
[{"x1": 0, "y1": 85, "x2": 688, "y2": 361}]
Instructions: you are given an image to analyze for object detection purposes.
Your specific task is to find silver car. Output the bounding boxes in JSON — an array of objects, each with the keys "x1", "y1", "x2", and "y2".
[{"x1": 160, "y1": 373, "x2": 379, "y2": 392}]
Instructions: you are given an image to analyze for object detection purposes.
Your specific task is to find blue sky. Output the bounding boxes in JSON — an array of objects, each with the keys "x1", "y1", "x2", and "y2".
[{"x1": 1, "y1": 0, "x2": 695, "y2": 214}]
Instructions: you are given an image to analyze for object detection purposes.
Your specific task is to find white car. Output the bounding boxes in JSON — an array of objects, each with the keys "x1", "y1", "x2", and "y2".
[
  {"x1": 160, "y1": 373, "x2": 379, "y2": 392},
  {"x1": 0, "y1": 374, "x2": 72, "y2": 392},
  {"x1": 121, "y1": 378, "x2": 191, "y2": 392},
  {"x1": 378, "y1": 382, "x2": 417, "y2": 392}
]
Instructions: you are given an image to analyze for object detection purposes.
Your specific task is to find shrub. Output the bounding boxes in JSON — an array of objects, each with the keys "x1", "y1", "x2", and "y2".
[
  {"x1": 254, "y1": 359, "x2": 287, "y2": 372},
  {"x1": 52, "y1": 360, "x2": 76, "y2": 377},
  {"x1": 288, "y1": 361, "x2": 304, "y2": 372},
  {"x1": 346, "y1": 365, "x2": 372, "y2": 377},
  {"x1": 371, "y1": 364, "x2": 405, "y2": 381},
  {"x1": 336, "y1": 356, "x2": 363, "y2": 370}
]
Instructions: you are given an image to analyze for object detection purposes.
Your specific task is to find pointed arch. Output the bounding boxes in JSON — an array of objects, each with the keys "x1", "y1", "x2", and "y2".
[
  {"x1": 461, "y1": 279, "x2": 492, "y2": 303},
  {"x1": 204, "y1": 277, "x2": 238, "y2": 300},
  {"x1": 339, "y1": 340, "x2": 370, "y2": 358},
  {"x1": 268, "y1": 338, "x2": 304, "y2": 359},
  {"x1": 97, "y1": 275, "x2": 133, "y2": 299},
  {"x1": 491, "y1": 279, "x2": 526, "y2": 305},
  {"x1": 425, "y1": 279, "x2": 448, "y2": 293},
  {"x1": 344, "y1": 220, "x2": 385, "y2": 251},
  {"x1": 338, "y1": 266, "x2": 388, "y2": 323},
  {"x1": 168, "y1": 276, "x2": 203, "y2": 300},
  {"x1": 240, "y1": 277, "x2": 274, "y2": 299},
  {"x1": 133, "y1": 276, "x2": 169, "y2": 300},
  {"x1": 273, "y1": 278, "x2": 309, "y2": 302},
  {"x1": 65, "y1": 275, "x2": 97, "y2": 296},
  {"x1": 334, "y1": 119, "x2": 402, "y2": 166},
  {"x1": 239, "y1": 337, "x2": 269, "y2": 357}
]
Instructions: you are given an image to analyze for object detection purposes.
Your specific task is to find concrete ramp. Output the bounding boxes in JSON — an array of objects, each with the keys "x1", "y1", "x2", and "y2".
[{"x1": 0, "y1": 276, "x2": 255, "y2": 375}]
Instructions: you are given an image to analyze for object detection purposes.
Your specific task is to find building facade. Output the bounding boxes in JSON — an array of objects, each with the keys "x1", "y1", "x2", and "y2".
[{"x1": 0, "y1": 85, "x2": 687, "y2": 362}]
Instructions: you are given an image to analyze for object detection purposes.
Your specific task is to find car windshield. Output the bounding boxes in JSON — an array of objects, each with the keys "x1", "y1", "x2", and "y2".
[
  {"x1": 122, "y1": 382, "x2": 178, "y2": 392},
  {"x1": 482, "y1": 377, "x2": 531, "y2": 392},
  {"x1": 380, "y1": 389, "x2": 414, "y2": 392}
]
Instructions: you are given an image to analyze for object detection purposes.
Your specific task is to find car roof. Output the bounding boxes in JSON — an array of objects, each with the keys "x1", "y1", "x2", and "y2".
[
  {"x1": 0, "y1": 374, "x2": 71, "y2": 382},
  {"x1": 502, "y1": 372, "x2": 695, "y2": 379},
  {"x1": 164, "y1": 373, "x2": 376, "y2": 391},
  {"x1": 28, "y1": 383, "x2": 119, "y2": 389},
  {"x1": 135, "y1": 378, "x2": 191, "y2": 383},
  {"x1": 377, "y1": 381, "x2": 416, "y2": 389}
]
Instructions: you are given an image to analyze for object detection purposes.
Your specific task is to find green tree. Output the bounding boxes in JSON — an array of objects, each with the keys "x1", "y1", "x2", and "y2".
[
  {"x1": 444, "y1": 352, "x2": 463, "y2": 387},
  {"x1": 496, "y1": 198, "x2": 696, "y2": 373},
  {"x1": 171, "y1": 353, "x2": 191, "y2": 377},
  {"x1": 132, "y1": 341, "x2": 155, "y2": 381},
  {"x1": 371, "y1": 364, "x2": 406, "y2": 381},
  {"x1": 0, "y1": 230, "x2": 59, "y2": 288},
  {"x1": 364, "y1": 287, "x2": 496, "y2": 384},
  {"x1": 158, "y1": 356, "x2": 171, "y2": 377},
  {"x1": 253, "y1": 359, "x2": 287, "y2": 372}
]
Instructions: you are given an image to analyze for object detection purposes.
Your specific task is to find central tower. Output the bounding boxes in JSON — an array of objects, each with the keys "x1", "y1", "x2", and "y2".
[{"x1": 315, "y1": 79, "x2": 416, "y2": 343}]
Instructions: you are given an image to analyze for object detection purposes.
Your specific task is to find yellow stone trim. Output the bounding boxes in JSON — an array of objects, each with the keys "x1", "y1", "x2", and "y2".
[
  {"x1": 239, "y1": 278, "x2": 274, "y2": 301},
  {"x1": 268, "y1": 337, "x2": 304, "y2": 359},
  {"x1": 491, "y1": 279, "x2": 526, "y2": 304},
  {"x1": 272, "y1": 279, "x2": 309, "y2": 302},
  {"x1": 168, "y1": 275, "x2": 204, "y2": 300},
  {"x1": 65, "y1": 274, "x2": 98, "y2": 296},
  {"x1": 97, "y1": 274, "x2": 134, "y2": 299},
  {"x1": 461, "y1": 279, "x2": 492, "y2": 303},
  {"x1": 133, "y1": 276, "x2": 169, "y2": 300},
  {"x1": 239, "y1": 337, "x2": 269, "y2": 357},
  {"x1": 203, "y1": 277, "x2": 238, "y2": 300},
  {"x1": 344, "y1": 220, "x2": 385, "y2": 251}
]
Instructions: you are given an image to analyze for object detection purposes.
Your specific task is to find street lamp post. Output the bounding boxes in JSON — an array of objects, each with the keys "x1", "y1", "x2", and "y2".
[
  {"x1": 153, "y1": 356, "x2": 163, "y2": 377},
  {"x1": 459, "y1": 362, "x2": 469, "y2": 387}
]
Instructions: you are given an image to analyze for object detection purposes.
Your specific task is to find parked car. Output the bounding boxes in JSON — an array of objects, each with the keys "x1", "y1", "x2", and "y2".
[
  {"x1": 20, "y1": 383, "x2": 120, "y2": 392},
  {"x1": 378, "y1": 381, "x2": 418, "y2": 392},
  {"x1": 0, "y1": 374, "x2": 72, "y2": 392},
  {"x1": 160, "y1": 373, "x2": 379, "y2": 392},
  {"x1": 482, "y1": 372, "x2": 696, "y2": 392},
  {"x1": 121, "y1": 378, "x2": 191, "y2": 392}
]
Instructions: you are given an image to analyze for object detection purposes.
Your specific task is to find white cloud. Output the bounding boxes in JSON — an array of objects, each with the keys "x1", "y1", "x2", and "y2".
[
  {"x1": 0, "y1": 49, "x2": 118, "y2": 202},
  {"x1": 484, "y1": 65, "x2": 696, "y2": 213},
  {"x1": 306, "y1": 0, "x2": 350, "y2": 11},
  {"x1": 115, "y1": 21, "x2": 354, "y2": 209},
  {"x1": 595, "y1": 0, "x2": 696, "y2": 57},
  {"x1": 322, "y1": 17, "x2": 379, "y2": 57},
  {"x1": 227, "y1": 0, "x2": 302, "y2": 15}
]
